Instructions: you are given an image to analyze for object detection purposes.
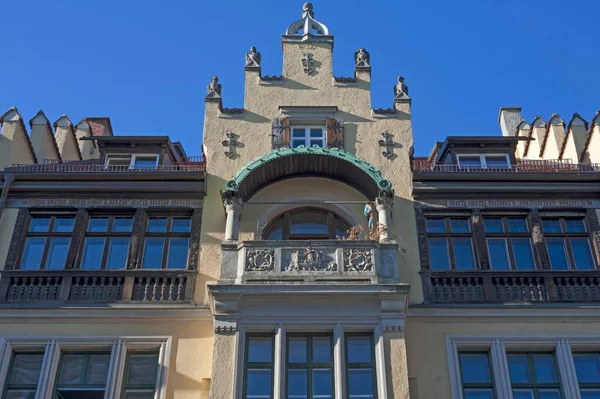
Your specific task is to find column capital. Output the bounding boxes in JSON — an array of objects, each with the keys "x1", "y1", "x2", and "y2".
[
  {"x1": 375, "y1": 195, "x2": 394, "y2": 212},
  {"x1": 224, "y1": 197, "x2": 243, "y2": 213}
]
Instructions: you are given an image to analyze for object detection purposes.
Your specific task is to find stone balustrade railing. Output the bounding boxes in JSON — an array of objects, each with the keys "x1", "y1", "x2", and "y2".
[
  {"x1": 422, "y1": 271, "x2": 600, "y2": 303},
  {"x1": 0, "y1": 270, "x2": 196, "y2": 303},
  {"x1": 220, "y1": 240, "x2": 400, "y2": 284}
]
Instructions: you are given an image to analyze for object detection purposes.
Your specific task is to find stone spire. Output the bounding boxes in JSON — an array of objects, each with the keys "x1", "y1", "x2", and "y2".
[{"x1": 284, "y1": 2, "x2": 332, "y2": 42}]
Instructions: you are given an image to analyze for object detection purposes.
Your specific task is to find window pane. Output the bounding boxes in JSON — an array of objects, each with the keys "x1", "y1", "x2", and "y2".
[
  {"x1": 292, "y1": 140, "x2": 304, "y2": 148},
  {"x1": 288, "y1": 369, "x2": 307, "y2": 398},
  {"x1": 142, "y1": 238, "x2": 165, "y2": 269},
  {"x1": 547, "y1": 238, "x2": 569, "y2": 270},
  {"x1": 459, "y1": 156, "x2": 482, "y2": 167},
  {"x1": 147, "y1": 217, "x2": 168, "y2": 232},
  {"x1": 292, "y1": 128, "x2": 306, "y2": 138},
  {"x1": 488, "y1": 238, "x2": 510, "y2": 270},
  {"x1": 335, "y1": 216, "x2": 350, "y2": 239},
  {"x1": 571, "y1": 238, "x2": 595, "y2": 270},
  {"x1": 288, "y1": 337, "x2": 307, "y2": 363},
  {"x1": 508, "y1": 217, "x2": 528, "y2": 233},
  {"x1": 58, "y1": 354, "x2": 86, "y2": 385},
  {"x1": 125, "y1": 354, "x2": 158, "y2": 386},
  {"x1": 107, "y1": 237, "x2": 130, "y2": 269},
  {"x1": 426, "y1": 218, "x2": 446, "y2": 233},
  {"x1": 533, "y1": 355, "x2": 558, "y2": 383},
  {"x1": 347, "y1": 337, "x2": 372, "y2": 364},
  {"x1": 508, "y1": 355, "x2": 531, "y2": 383},
  {"x1": 581, "y1": 391, "x2": 600, "y2": 399},
  {"x1": 464, "y1": 390, "x2": 494, "y2": 399},
  {"x1": 429, "y1": 238, "x2": 450, "y2": 270},
  {"x1": 574, "y1": 354, "x2": 600, "y2": 383},
  {"x1": 248, "y1": 337, "x2": 272, "y2": 363},
  {"x1": 450, "y1": 218, "x2": 470, "y2": 233},
  {"x1": 247, "y1": 369, "x2": 272, "y2": 398},
  {"x1": 171, "y1": 217, "x2": 191, "y2": 232},
  {"x1": 167, "y1": 238, "x2": 189, "y2": 269},
  {"x1": 485, "y1": 155, "x2": 509, "y2": 168},
  {"x1": 88, "y1": 217, "x2": 109, "y2": 232},
  {"x1": 85, "y1": 354, "x2": 110, "y2": 385},
  {"x1": 512, "y1": 238, "x2": 535, "y2": 270},
  {"x1": 44, "y1": 237, "x2": 70, "y2": 270},
  {"x1": 28, "y1": 217, "x2": 50, "y2": 232},
  {"x1": 264, "y1": 217, "x2": 283, "y2": 240},
  {"x1": 53, "y1": 217, "x2": 75, "y2": 232},
  {"x1": 107, "y1": 157, "x2": 131, "y2": 167},
  {"x1": 513, "y1": 390, "x2": 534, "y2": 399},
  {"x1": 9, "y1": 353, "x2": 44, "y2": 385},
  {"x1": 312, "y1": 337, "x2": 332, "y2": 364},
  {"x1": 484, "y1": 217, "x2": 504, "y2": 233},
  {"x1": 310, "y1": 128, "x2": 323, "y2": 137},
  {"x1": 123, "y1": 393, "x2": 155, "y2": 399},
  {"x1": 459, "y1": 353, "x2": 491, "y2": 383},
  {"x1": 542, "y1": 219, "x2": 562, "y2": 233},
  {"x1": 21, "y1": 237, "x2": 46, "y2": 270},
  {"x1": 453, "y1": 238, "x2": 475, "y2": 270},
  {"x1": 290, "y1": 210, "x2": 328, "y2": 235},
  {"x1": 133, "y1": 156, "x2": 157, "y2": 169},
  {"x1": 313, "y1": 369, "x2": 333, "y2": 398},
  {"x1": 5, "y1": 390, "x2": 37, "y2": 399},
  {"x1": 538, "y1": 390, "x2": 561, "y2": 399},
  {"x1": 348, "y1": 369, "x2": 374, "y2": 399},
  {"x1": 566, "y1": 219, "x2": 586, "y2": 233},
  {"x1": 81, "y1": 237, "x2": 106, "y2": 269},
  {"x1": 112, "y1": 217, "x2": 133, "y2": 232},
  {"x1": 309, "y1": 140, "x2": 323, "y2": 147}
]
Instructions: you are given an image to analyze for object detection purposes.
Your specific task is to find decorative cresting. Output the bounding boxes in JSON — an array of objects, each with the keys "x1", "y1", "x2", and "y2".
[
  {"x1": 224, "y1": 147, "x2": 393, "y2": 200},
  {"x1": 343, "y1": 248, "x2": 374, "y2": 272},
  {"x1": 288, "y1": 246, "x2": 336, "y2": 271},
  {"x1": 246, "y1": 249, "x2": 275, "y2": 271},
  {"x1": 284, "y1": 2, "x2": 330, "y2": 39}
]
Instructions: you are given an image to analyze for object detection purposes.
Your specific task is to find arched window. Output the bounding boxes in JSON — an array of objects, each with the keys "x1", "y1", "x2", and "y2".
[{"x1": 262, "y1": 208, "x2": 351, "y2": 240}]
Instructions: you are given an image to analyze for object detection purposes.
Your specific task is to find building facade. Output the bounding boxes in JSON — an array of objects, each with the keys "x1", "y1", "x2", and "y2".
[{"x1": 0, "y1": 3, "x2": 599, "y2": 398}]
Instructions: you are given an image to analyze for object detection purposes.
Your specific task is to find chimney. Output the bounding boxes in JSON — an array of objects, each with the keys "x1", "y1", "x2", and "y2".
[
  {"x1": 84, "y1": 117, "x2": 113, "y2": 137},
  {"x1": 498, "y1": 107, "x2": 522, "y2": 137},
  {"x1": 74, "y1": 120, "x2": 99, "y2": 160}
]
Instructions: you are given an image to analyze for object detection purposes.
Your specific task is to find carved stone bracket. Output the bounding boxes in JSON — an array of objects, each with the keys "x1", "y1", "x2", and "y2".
[
  {"x1": 302, "y1": 53, "x2": 315, "y2": 75},
  {"x1": 586, "y1": 209, "x2": 600, "y2": 265},
  {"x1": 378, "y1": 132, "x2": 397, "y2": 160},
  {"x1": 246, "y1": 249, "x2": 275, "y2": 271},
  {"x1": 471, "y1": 210, "x2": 490, "y2": 270},
  {"x1": 414, "y1": 208, "x2": 430, "y2": 271},
  {"x1": 127, "y1": 209, "x2": 148, "y2": 269},
  {"x1": 188, "y1": 209, "x2": 202, "y2": 271},
  {"x1": 343, "y1": 248, "x2": 374, "y2": 272},
  {"x1": 288, "y1": 246, "x2": 336, "y2": 271},
  {"x1": 221, "y1": 131, "x2": 239, "y2": 159},
  {"x1": 4, "y1": 208, "x2": 29, "y2": 270},
  {"x1": 65, "y1": 208, "x2": 88, "y2": 269},
  {"x1": 529, "y1": 211, "x2": 551, "y2": 269}
]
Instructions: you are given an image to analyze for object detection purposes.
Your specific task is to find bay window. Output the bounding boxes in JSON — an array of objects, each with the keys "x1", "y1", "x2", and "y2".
[
  {"x1": 142, "y1": 216, "x2": 191, "y2": 269},
  {"x1": 484, "y1": 216, "x2": 535, "y2": 271},
  {"x1": 20, "y1": 215, "x2": 74, "y2": 270},
  {"x1": 425, "y1": 216, "x2": 475, "y2": 270},
  {"x1": 81, "y1": 216, "x2": 133, "y2": 270},
  {"x1": 543, "y1": 217, "x2": 596, "y2": 270}
]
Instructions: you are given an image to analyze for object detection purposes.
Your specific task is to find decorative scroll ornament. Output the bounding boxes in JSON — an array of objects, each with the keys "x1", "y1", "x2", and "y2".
[
  {"x1": 302, "y1": 53, "x2": 315, "y2": 75},
  {"x1": 288, "y1": 246, "x2": 336, "y2": 271},
  {"x1": 245, "y1": 46, "x2": 261, "y2": 68},
  {"x1": 222, "y1": 131, "x2": 239, "y2": 158},
  {"x1": 393, "y1": 76, "x2": 410, "y2": 101},
  {"x1": 354, "y1": 48, "x2": 370, "y2": 68},
  {"x1": 378, "y1": 132, "x2": 397, "y2": 159},
  {"x1": 246, "y1": 249, "x2": 275, "y2": 271},
  {"x1": 343, "y1": 248, "x2": 374, "y2": 272},
  {"x1": 206, "y1": 76, "x2": 222, "y2": 98},
  {"x1": 326, "y1": 118, "x2": 344, "y2": 149},
  {"x1": 272, "y1": 118, "x2": 289, "y2": 149}
]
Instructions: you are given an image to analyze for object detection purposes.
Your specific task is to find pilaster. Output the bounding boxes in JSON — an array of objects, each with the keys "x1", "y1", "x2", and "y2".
[
  {"x1": 471, "y1": 209, "x2": 490, "y2": 269},
  {"x1": 529, "y1": 210, "x2": 551, "y2": 269},
  {"x1": 127, "y1": 208, "x2": 147, "y2": 269},
  {"x1": 65, "y1": 208, "x2": 88, "y2": 269},
  {"x1": 4, "y1": 208, "x2": 29, "y2": 270}
]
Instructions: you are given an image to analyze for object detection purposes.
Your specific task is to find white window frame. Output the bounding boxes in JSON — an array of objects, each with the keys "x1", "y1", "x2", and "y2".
[
  {"x1": 290, "y1": 126, "x2": 326, "y2": 148},
  {"x1": 456, "y1": 154, "x2": 512, "y2": 169},
  {"x1": 447, "y1": 335, "x2": 600, "y2": 399},
  {"x1": 234, "y1": 322, "x2": 389, "y2": 399},
  {"x1": 0, "y1": 336, "x2": 171, "y2": 399},
  {"x1": 105, "y1": 154, "x2": 160, "y2": 170}
]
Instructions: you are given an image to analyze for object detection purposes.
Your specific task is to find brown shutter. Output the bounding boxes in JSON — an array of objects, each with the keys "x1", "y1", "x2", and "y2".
[
  {"x1": 272, "y1": 117, "x2": 290, "y2": 149},
  {"x1": 326, "y1": 118, "x2": 344, "y2": 149}
]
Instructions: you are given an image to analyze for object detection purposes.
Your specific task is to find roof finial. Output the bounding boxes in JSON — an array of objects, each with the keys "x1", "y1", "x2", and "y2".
[
  {"x1": 302, "y1": 2, "x2": 314, "y2": 18},
  {"x1": 285, "y1": 2, "x2": 330, "y2": 38}
]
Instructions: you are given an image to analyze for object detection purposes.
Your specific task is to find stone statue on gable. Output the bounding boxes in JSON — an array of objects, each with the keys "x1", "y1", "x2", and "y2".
[
  {"x1": 245, "y1": 46, "x2": 261, "y2": 68},
  {"x1": 354, "y1": 48, "x2": 370, "y2": 68},
  {"x1": 393, "y1": 76, "x2": 410, "y2": 100},
  {"x1": 207, "y1": 76, "x2": 222, "y2": 97}
]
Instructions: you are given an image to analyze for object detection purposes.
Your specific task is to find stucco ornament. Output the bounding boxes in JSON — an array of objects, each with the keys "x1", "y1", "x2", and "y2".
[
  {"x1": 393, "y1": 76, "x2": 410, "y2": 101},
  {"x1": 206, "y1": 76, "x2": 222, "y2": 98},
  {"x1": 246, "y1": 249, "x2": 275, "y2": 271},
  {"x1": 326, "y1": 119, "x2": 344, "y2": 149},
  {"x1": 288, "y1": 246, "x2": 336, "y2": 271},
  {"x1": 245, "y1": 46, "x2": 261, "y2": 68},
  {"x1": 343, "y1": 248, "x2": 374, "y2": 272},
  {"x1": 221, "y1": 131, "x2": 239, "y2": 158},
  {"x1": 378, "y1": 132, "x2": 397, "y2": 159},
  {"x1": 272, "y1": 118, "x2": 289, "y2": 149},
  {"x1": 354, "y1": 48, "x2": 370, "y2": 68},
  {"x1": 302, "y1": 53, "x2": 315, "y2": 75}
]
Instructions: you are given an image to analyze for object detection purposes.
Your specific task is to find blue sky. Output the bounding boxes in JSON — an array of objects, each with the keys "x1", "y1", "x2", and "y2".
[{"x1": 2, "y1": 0, "x2": 599, "y2": 156}]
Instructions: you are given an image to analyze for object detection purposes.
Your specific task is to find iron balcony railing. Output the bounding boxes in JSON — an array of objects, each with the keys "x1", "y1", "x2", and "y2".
[
  {"x1": 6, "y1": 157, "x2": 205, "y2": 173},
  {"x1": 411, "y1": 158, "x2": 600, "y2": 173}
]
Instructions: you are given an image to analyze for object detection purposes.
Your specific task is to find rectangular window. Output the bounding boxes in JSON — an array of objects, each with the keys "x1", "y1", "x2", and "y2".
[
  {"x1": 457, "y1": 154, "x2": 511, "y2": 170},
  {"x1": 426, "y1": 216, "x2": 475, "y2": 270},
  {"x1": 542, "y1": 217, "x2": 596, "y2": 270},
  {"x1": 122, "y1": 352, "x2": 160, "y2": 398},
  {"x1": 3, "y1": 352, "x2": 44, "y2": 398},
  {"x1": 507, "y1": 353, "x2": 562, "y2": 398},
  {"x1": 345, "y1": 334, "x2": 377, "y2": 399},
  {"x1": 141, "y1": 216, "x2": 191, "y2": 269},
  {"x1": 290, "y1": 126, "x2": 326, "y2": 148},
  {"x1": 105, "y1": 154, "x2": 159, "y2": 170},
  {"x1": 55, "y1": 352, "x2": 111, "y2": 398},
  {"x1": 573, "y1": 353, "x2": 600, "y2": 398},
  {"x1": 20, "y1": 215, "x2": 74, "y2": 270},
  {"x1": 244, "y1": 335, "x2": 274, "y2": 399},
  {"x1": 484, "y1": 216, "x2": 535, "y2": 270},
  {"x1": 81, "y1": 216, "x2": 133, "y2": 270},
  {"x1": 458, "y1": 352, "x2": 495, "y2": 399},
  {"x1": 287, "y1": 335, "x2": 334, "y2": 399}
]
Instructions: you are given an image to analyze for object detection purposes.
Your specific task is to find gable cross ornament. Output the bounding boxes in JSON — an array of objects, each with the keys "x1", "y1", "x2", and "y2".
[
  {"x1": 378, "y1": 132, "x2": 396, "y2": 159},
  {"x1": 222, "y1": 131, "x2": 239, "y2": 159}
]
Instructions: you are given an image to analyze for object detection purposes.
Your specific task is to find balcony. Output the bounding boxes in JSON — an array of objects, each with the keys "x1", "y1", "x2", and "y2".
[
  {"x1": 421, "y1": 270, "x2": 600, "y2": 303},
  {"x1": 411, "y1": 158, "x2": 600, "y2": 174},
  {"x1": 221, "y1": 240, "x2": 400, "y2": 284},
  {"x1": 0, "y1": 270, "x2": 196, "y2": 304}
]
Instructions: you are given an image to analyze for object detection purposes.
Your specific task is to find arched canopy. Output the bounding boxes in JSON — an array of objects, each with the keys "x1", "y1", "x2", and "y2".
[{"x1": 224, "y1": 147, "x2": 392, "y2": 201}]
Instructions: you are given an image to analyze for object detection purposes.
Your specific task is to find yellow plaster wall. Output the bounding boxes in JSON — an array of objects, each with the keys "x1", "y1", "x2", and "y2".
[
  {"x1": 0, "y1": 319, "x2": 214, "y2": 399},
  {"x1": 0, "y1": 208, "x2": 18, "y2": 271}
]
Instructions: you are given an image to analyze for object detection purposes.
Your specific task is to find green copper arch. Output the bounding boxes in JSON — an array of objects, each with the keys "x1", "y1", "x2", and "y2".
[{"x1": 225, "y1": 146, "x2": 392, "y2": 194}]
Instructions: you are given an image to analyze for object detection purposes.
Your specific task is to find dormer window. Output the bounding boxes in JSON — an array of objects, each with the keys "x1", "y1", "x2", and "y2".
[
  {"x1": 105, "y1": 154, "x2": 159, "y2": 170},
  {"x1": 291, "y1": 126, "x2": 326, "y2": 148},
  {"x1": 456, "y1": 154, "x2": 510, "y2": 169}
]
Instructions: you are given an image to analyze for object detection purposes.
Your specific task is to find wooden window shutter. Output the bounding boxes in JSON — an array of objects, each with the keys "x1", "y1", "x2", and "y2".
[
  {"x1": 272, "y1": 117, "x2": 290, "y2": 149},
  {"x1": 326, "y1": 118, "x2": 344, "y2": 149}
]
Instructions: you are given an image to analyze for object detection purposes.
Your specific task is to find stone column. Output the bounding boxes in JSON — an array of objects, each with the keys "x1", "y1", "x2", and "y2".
[
  {"x1": 224, "y1": 197, "x2": 243, "y2": 242},
  {"x1": 375, "y1": 196, "x2": 394, "y2": 242},
  {"x1": 529, "y1": 210, "x2": 550, "y2": 269}
]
